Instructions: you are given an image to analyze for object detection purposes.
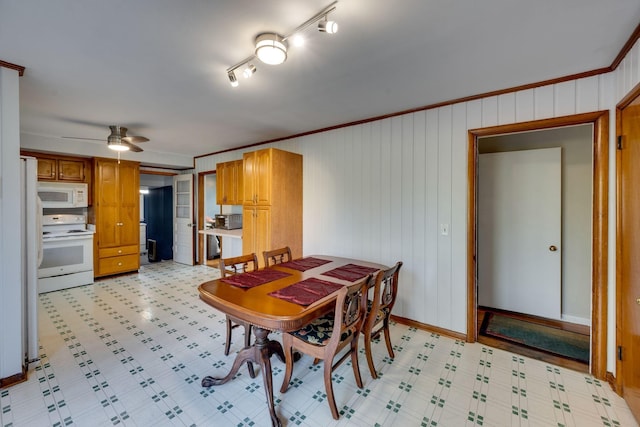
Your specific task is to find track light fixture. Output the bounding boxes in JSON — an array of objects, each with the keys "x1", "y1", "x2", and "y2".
[
  {"x1": 318, "y1": 18, "x2": 338, "y2": 34},
  {"x1": 243, "y1": 64, "x2": 257, "y2": 78},
  {"x1": 255, "y1": 33, "x2": 287, "y2": 65},
  {"x1": 226, "y1": 1, "x2": 338, "y2": 87},
  {"x1": 228, "y1": 71, "x2": 239, "y2": 87}
]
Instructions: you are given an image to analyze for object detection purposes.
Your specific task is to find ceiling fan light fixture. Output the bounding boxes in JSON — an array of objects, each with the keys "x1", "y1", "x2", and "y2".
[
  {"x1": 255, "y1": 33, "x2": 287, "y2": 65},
  {"x1": 107, "y1": 139, "x2": 130, "y2": 152}
]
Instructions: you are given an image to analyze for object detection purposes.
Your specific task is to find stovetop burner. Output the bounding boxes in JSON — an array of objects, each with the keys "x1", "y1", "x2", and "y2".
[{"x1": 41, "y1": 213, "x2": 93, "y2": 239}]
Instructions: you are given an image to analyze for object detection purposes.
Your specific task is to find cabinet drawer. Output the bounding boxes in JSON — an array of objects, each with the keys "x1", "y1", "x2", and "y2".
[
  {"x1": 97, "y1": 254, "x2": 139, "y2": 276},
  {"x1": 99, "y1": 245, "x2": 139, "y2": 258}
]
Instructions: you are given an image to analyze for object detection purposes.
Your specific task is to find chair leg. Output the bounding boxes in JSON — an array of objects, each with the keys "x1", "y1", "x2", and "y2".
[
  {"x1": 364, "y1": 333, "x2": 378, "y2": 379},
  {"x1": 382, "y1": 319, "x2": 394, "y2": 359},
  {"x1": 324, "y1": 358, "x2": 339, "y2": 420},
  {"x1": 279, "y1": 336, "x2": 294, "y2": 393},
  {"x1": 350, "y1": 338, "x2": 364, "y2": 388},
  {"x1": 224, "y1": 316, "x2": 233, "y2": 356}
]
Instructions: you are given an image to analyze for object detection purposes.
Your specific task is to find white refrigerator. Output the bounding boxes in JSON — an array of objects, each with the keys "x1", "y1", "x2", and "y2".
[{"x1": 20, "y1": 155, "x2": 40, "y2": 364}]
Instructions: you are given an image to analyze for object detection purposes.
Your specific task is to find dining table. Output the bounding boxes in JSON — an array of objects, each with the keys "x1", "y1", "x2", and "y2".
[{"x1": 197, "y1": 255, "x2": 388, "y2": 427}]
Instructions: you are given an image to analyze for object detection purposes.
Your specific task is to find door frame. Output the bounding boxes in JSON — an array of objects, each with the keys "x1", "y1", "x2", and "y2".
[
  {"x1": 467, "y1": 111, "x2": 609, "y2": 380},
  {"x1": 197, "y1": 169, "x2": 217, "y2": 265},
  {"x1": 173, "y1": 173, "x2": 196, "y2": 265},
  {"x1": 615, "y1": 81, "x2": 640, "y2": 396}
]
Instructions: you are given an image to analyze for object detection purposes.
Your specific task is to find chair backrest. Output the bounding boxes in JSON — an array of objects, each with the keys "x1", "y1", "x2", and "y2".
[
  {"x1": 218, "y1": 253, "x2": 259, "y2": 278},
  {"x1": 263, "y1": 246, "x2": 292, "y2": 267},
  {"x1": 367, "y1": 261, "x2": 403, "y2": 324},
  {"x1": 321, "y1": 273, "x2": 373, "y2": 351}
]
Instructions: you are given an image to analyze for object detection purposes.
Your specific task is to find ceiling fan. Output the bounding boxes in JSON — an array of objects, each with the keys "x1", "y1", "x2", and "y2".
[{"x1": 63, "y1": 125, "x2": 149, "y2": 152}]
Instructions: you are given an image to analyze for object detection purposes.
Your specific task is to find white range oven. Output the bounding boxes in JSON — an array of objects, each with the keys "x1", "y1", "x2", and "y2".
[{"x1": 38, "y1": 214, "x2": 95, "y2": 293}]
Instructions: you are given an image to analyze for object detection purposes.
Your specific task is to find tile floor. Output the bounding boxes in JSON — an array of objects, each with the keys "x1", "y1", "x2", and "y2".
[{"x1": 1, "y1": 261, "x2": 637, "y2": 427}]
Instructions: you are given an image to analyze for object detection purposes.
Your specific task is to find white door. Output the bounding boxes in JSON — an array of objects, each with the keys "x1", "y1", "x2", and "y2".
[
  {"x1": 173, "y1": 174, "x2": 194, "y2": 265},
  {"x1": 478, "y1": 147, "x2": 562, "y2": 319}
]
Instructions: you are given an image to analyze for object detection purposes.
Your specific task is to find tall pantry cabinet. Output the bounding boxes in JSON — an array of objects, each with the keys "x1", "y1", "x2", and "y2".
[
  {"x1": 242, "y1": 148, "x2": 302, "y2": 267},
  {"x1": 90, "y1": 158, "x2": 140, "y2": 277}
]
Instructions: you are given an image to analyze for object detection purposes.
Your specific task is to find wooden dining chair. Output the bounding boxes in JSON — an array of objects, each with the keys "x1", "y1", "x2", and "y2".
[
  {"x1": 218, "y1": 253, "x2": 259, "y2": 359},
  {"x1": 263, "y1": 246, "x2": 292, "y2": 267},
  {"x1": 362, "y1": 261, "x2": 403, "y2": 379},
  {"x1": 279, "y1": 273, "x2": 375, "y2": 420}
]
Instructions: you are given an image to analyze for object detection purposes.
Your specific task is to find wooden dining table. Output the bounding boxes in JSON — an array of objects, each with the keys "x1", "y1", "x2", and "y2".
[{"x1": 197, "y1": 255, "x2": 388, "y2": 427}]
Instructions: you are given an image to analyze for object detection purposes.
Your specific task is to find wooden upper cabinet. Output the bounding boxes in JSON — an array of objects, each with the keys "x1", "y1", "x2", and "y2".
[
  {"x1": 34, "y1": 155, "x2": 87, "y2": 182},
  {"x1": 36, "y1": 157, "x2": 57, "y2": 180},
  {"x1": 216, "y1": 159, "x2": 243, "y2": 205},
  {"x1": 243, "y1": 148, "x2": 273, "y2": 206},
  {"x1": 58, "y1": 159, "x2": 87, "y2": 181},
  {"x1": 22, "y1": 150, "x2": 93, "y2": 204}
]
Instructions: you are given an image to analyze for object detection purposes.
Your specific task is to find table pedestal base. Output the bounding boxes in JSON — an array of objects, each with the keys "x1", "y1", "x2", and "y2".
[{"x1": 201, "y1": 327, "x2": 285, "y2": 427}]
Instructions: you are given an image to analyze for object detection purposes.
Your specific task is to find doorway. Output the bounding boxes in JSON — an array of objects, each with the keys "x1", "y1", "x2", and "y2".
[
  {"x1": 467, "y1": 111, "x2": 609, "y2": 380},
  {"x1": 197, "y1": 170, "x2": 221, "y2": 267},
  {"x1": 140, "y1": 172, "x2": 176, "y2": 263}
]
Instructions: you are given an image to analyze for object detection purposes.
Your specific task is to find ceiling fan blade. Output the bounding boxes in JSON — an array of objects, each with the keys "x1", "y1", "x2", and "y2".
[
  {"x1": 122, "y1": 136, "x2": 149, "y2": 143},
  {"x1": 124, "y1": 142, "x2": 144, "y2": 152},
  {"x1": 61, "y1": 136, "x2": 104, "y2": 141}
]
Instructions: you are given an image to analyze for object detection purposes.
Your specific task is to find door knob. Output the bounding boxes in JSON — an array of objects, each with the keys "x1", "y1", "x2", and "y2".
[
  {"x1": 636, "y1": 298, "x2": 640, "y2": 305},
  {"x1": 549, "y1": 245, "x2": 558, "y2": 252}
]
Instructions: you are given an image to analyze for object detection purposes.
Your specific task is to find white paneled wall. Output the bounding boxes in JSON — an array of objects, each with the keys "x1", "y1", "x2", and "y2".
[{"x1": 194, "y1": 38, "x2": 640, "y2": 370}]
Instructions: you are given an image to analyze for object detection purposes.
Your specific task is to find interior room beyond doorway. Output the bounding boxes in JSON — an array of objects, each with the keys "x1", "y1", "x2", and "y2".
[{"x1": 476, "y1": 124, "x2": 593, "y2": 368}]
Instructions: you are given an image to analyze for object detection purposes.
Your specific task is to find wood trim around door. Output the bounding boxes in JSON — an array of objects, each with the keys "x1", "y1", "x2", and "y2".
[
  {"x1": 615, "y1": 81, "x2": 640, "y2": 396},
  {"x1": 467, "y1": 111, "x2": 609, "y2": 380}
]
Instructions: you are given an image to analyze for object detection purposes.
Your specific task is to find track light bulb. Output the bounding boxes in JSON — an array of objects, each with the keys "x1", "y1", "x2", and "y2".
[
  {"x1": 243, "y1": 64, "x2": 257, "y2": 78},
  {"x1": 291, "y1": 34, "x2": 305, "y2": 47},
  {"x1": 318, "y1": 19, "x2": 338, "y2": 34},
  {"x1": 228, "y1": 71, "x2": 239, "y2": 87}
]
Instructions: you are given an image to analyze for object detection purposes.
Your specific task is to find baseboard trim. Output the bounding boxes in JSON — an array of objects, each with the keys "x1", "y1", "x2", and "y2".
[
  {"x1": 606, "y1": 371, "x2": 619, "y2": 394},
  {"x1": 561, "y1": 314, "x2": 591, "y2": 327},
  {"x1": 0, "y1": 366, "x2": 27, "y2": 389},
  {"x1": 391, "y1": 315, "x2": 467, "y2": 341}
]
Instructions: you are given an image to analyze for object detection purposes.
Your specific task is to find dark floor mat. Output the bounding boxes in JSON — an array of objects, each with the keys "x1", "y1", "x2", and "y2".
[{"x1": 480, "y1": 312, "x2": 590, "y2": 364}]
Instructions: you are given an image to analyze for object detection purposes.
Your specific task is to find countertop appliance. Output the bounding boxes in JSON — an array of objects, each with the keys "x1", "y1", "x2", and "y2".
[
  {"x1": 214, "y1": 213, "x2": 242, "y2": 230},
  {"x1": 37, "y1": 181, "x2": 88, "y2": 208},
  {"x1": 39, "y1": 213, "x2": 94, "y2": 293}
]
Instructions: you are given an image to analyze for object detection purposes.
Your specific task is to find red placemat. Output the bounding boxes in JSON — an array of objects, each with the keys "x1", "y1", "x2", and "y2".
[
  {"x1": 269, "y1": 278, "x2": 342, "y2": 306},
  {"x1": 220, "y1": 269, "x2": 291, "y2": 289},
  {"x1": 321, "y1": 263, "x2": 379, "y2": 282},
  {"x1": 277, "y1": 257, "x2": 332, "y2": 272}
]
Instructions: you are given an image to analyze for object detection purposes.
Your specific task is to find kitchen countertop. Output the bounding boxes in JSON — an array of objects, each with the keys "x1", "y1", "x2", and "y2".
[{"x1": 199, "y1": 228, "x2": 242, "y2": 239}]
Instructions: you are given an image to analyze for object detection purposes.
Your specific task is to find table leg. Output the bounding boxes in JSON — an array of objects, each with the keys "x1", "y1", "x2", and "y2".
[{"x1": 201, "y1": 327, "x2": 285, "y2": 427}]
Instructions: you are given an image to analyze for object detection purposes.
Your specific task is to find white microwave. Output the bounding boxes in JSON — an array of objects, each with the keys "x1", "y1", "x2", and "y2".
[{"x1": 37, "y1": 182, "x2": 89, "y2": 208}]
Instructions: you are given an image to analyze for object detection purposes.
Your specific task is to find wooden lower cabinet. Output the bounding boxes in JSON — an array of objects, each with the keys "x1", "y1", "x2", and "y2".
[
  {"x1": 96, "y1": 245, "x2": 139, "y2": 276},
  {"x1": 243, "y1": 206, "x2": 271, "y2": 261}
]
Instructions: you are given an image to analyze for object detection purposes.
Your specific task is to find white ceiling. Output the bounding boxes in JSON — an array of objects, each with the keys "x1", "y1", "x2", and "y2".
[{"x1": 2, "y1": 0, "x2": 639, "y2": 168}]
